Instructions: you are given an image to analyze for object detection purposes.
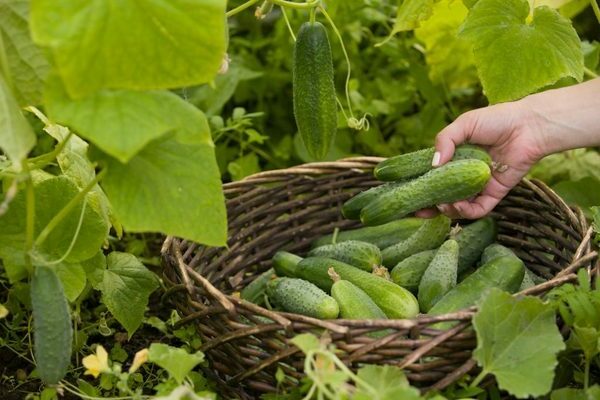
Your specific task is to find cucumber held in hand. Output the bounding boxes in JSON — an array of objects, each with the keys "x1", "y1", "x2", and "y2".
[
  {"x1": 381, "y1": 214, "x2": 451, "y2": 267},
  {"x1": 311, "y1": 217, "x2": 424, "y2": 249},
  {"x1": 374, "y1": 144, "x2": 492, "y2": 181},
  {"x1": 266, "y1": 277, "x2": 339, "y2": 319},
  {"x1": 297, "y1": 257, "x2": 419, "y2": 319},
  {"x1": 293, "y1": 21, "x2": 337, "y2": 160},
  {"x1": 452, "y1": 217, "x2": 497, "y2": 272},
  {"x1": 390, "y1": 249, "x2": 437, "y2": 292},
  {"x1": 361, "y1": 159, "x2": 491, "y2": 226},
  {"x1": 418, "y1": 239, "x2": 459, "y2": 312},
  {"x1": 342, "y1": 181, "x2": 407, "y2": 220},
  {"x1": 308, "y1": 240, "x2": 381, "y2": 272}
]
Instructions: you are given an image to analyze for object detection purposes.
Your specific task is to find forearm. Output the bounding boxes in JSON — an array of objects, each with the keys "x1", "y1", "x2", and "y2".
[{"x1": 520, "y1": 78, "x2": 600, "y2": 156}]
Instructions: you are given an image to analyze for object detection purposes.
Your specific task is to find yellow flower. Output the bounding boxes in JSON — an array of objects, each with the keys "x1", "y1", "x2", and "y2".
[
  {"x1": 82, "y1": 345, "x2": 110, "y2": 378},
  {"x1": 128, "y1": 348, "x2": 149, "y2": 373},
  {"x1": 0, "y1": 304, "x2": 8, "y2": 319}
]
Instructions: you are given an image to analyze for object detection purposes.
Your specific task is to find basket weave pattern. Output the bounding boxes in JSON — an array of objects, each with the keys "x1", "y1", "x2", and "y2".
[{"x1": 162, "y1": 157, "x2": 596, "y2": 399}]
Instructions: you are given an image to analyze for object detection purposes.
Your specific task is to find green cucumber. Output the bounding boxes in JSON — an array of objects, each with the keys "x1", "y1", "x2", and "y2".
[
  {"x1": 266, "y1": 277, "x2": 339, "y2": 319},
  {"x1": 418, "y1": 239, "x2": 459, "y2": 312},
  {"x1": 361, "y1": 159, "x2": 491, "y2": 226},
  {"x1": 390, "y1": 249, "x2": 437, "y2": 292},
  {"x1": 272, "y1": 251, "x2": 303, "y2": 277},
  {"x1": 240, "y1": 268, "x2": 276, "y2": 305},
  {"x1": 342, "y1": 182, "x2": 406, "y2": 220},
  {"x1": 311, "y1": 217, "x2": 424, "y2": 249},
  {"x1": 308, "y1": 240, "x2": 381, "y2": 272},
  {"x1": 381, "y1": 215, "x2": 451, "y2": 267},
  {"x1": 428, "y1": 255, "x2": 525, "y2": 316},
  {"x1": 479, "y1": 244, "x2": 539, "y2": 291},
  {"x1": 374, "y1": 145, "x2": 492, "y2": 181},
  {"x1": 293, "y1": 21, "x2": 337, "y2": 160},
  {"x1": 452, "y1": 217, "x2": 497, "y2": 272},
  {"x1": 296, "y1": 257, "x2": 419, "y2": 319},
  {"x1": 31, "y1": 265, "x2": 73, "y2": 384}
]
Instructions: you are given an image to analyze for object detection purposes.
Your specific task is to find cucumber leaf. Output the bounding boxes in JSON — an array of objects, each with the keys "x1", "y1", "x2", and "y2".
[
  {"x1": 386, "y1": 0, "x2": 439, "y2": 38},
  {"x1": 148, "y1": 343, "x2": 205, "y2": 385},
  {"x1": 459, "y1": 0, "x2": 583, "y2": 103},
  {"x1": 30, "y1": 0, "x2": 227, "y2": 97},
  {"x1": 0, "y1": 72, "x2": 36, "y2": 163},
  {"x1": 354, "y1": 365, "x2": 422, "y2": 400},
  {"x1": 473, "y1": 288, "x2": 565, "y2": 398}
]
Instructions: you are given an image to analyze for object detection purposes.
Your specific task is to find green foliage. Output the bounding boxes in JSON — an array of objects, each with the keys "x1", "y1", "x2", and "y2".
[
  {"x1": 148, "y1": 343, "x2": 205, "y2": 385},
  {"x1": 354, "y1": 365, "x2": 422, "y2": 400},
  {"x1": 0, "y1": 73, "x2": 35, "y2": 162},
  {"x1": 386, "y1": 0, "x2": 438, "y2": 37},
  {"x1": 95, "y1": 252, "x2": 159, "y2": 336},
  {"x1": 459, "y1": 0, "x2": 583, "y2": 103},
  {"x1": 472, "y1": 288, "x2": 565, "y2": 398}
]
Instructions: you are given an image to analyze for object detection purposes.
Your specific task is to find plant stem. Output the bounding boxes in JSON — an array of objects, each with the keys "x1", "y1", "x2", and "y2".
[
  {"x1": 319, "y1": 6, "x2": 355, "y2": 119},
  {"x1": 281, "y1": 6, "x2": 296, "y2": 41},
  {"x1": 584, "y1": 66, "x2": 599, "y2": 79},
  {"x1": 470, "y1": 370, "x2": 487, "y2": 388},
  {"x1": 271, "y1": 0, "x2": 320, "y2": 10},
  {"x1": 22, "y1": 161, "x2": 35, "y2": 271},
  {"x1": 34, "y1": 169, "x2": 105, "y2": 249},
  {"x1": 591, "y1": 0, "x2": 600, "y2": 24},
  {"x1": 226, "y1": 0, "x2": 261, "y2": 17},
  {"x1": 585, "y1": 358, "x2": 590, "y2": 390}
]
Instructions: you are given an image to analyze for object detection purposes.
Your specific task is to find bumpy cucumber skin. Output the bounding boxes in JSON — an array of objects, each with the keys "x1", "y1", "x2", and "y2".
[
  {"x1": 297, "y1": 257, "x2": 419, "y2": 319},
  {"x1": 293, "y1": 22, "x2": 337, "y2": 160},
  {"x1": 361, "y1": 159, "x2": 491, "y2": 226},
  {"x1": 390, "y1": 249, "x2": 437, "y2": 292},
  {"x1": 266, "y1": 277, "x2": 339, "y2": 319},
  {"x1": 428, "y1": 255, "x2": 525, "y2": 316},
  {"x1": 479, "y1": 244, "x2": 539, "y2": 291},
  {"x1": 418, "y1": 239, "x2": 459, "y2": 312},
  {"x1": 272, "y1": 251, "x2": 303, "y2": 277},
  {"x1": 453, "y1": 217, "x2": 498, "y2": 272},
  {"x1": 311, "y1": 218, "x2": 424, "y2": 249},
  {"x1": 342, "y1": 181, "x2": 407, "y2": 220},
  {"x1": 374, "y1": 145, "x2": 492, "y2": 181},
  {"x1": 31, "y1": 265, "x2": 73, "y2": 384},
  {"x1": 308, "y1": 240, "x2": 381, "y2": 272},
  {"x1": 381, "y1": 215, "x2": 450, "y2": 267},
  {"x1": 240, "y1": 268, "x2": 275, "y2": 305}
]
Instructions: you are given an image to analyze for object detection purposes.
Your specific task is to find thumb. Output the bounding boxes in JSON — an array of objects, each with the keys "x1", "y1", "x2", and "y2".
[{"x1": 433, "y1": 113, "x2": 476, "y2": 166}]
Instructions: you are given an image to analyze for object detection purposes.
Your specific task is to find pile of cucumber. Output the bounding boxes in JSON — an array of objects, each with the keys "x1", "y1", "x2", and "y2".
[{"x1": 239, "y1": 145, "x2": 543, "y2": 326}]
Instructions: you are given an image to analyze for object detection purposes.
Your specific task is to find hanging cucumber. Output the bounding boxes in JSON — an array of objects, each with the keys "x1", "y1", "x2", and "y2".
[
  {"x1": 418, "y1": 239, "x2": 459, "y2": 312},
  {"x1": 361, "y1": 159, "x2": 491, "y2": 226},
  {"x1": 31, "y1": 265, "x2": 73, "y2": 384},
  {"x1": 293, "y1": 21, "x2": 337, "y2": 160},
  {"x1": 308, "y1": 240, "x2": 381, "y2": 272},
  {"x1": 374, "y1": 145, "x2": 492, "y2": 181}
]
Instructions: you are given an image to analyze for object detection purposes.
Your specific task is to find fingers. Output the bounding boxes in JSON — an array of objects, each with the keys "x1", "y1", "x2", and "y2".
[
  {"x1": 433, "y1": 114, "x2": 475, "y2": 166},
  {"x1": 415, "y1": 208, "x2": 439, "y2": 218}
]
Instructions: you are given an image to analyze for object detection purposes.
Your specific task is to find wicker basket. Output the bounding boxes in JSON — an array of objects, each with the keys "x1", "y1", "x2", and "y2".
[{"x1": 162, "y1": 157, "x2": 597, "y2": 399}]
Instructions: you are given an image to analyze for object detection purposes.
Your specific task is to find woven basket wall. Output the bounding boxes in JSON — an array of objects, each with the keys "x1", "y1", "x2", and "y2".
[{"x1": 162, "y1": 157, "x2": 597, "y2": 399}]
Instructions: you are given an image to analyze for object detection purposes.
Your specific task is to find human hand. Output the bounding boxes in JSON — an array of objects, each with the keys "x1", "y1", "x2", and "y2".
[{"x1": 419, "y1": 100, "x2": 547, "y2": 219}]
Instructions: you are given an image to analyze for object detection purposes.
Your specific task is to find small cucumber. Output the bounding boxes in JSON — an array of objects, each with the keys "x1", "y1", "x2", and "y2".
[
  {"x1": 418, "y1": 239, "x2": 459, "y2": 312},
  {"x1": 308, "y1": 240, "x2": 381, "y2": 272},
  {"x1": 240, "y1": 268, "x2": 276, "y2": 305},
  {"x1": 31, "y1": 265, "x2": 73, "y2": 384},
  {"x1": 479, "y1": 244, "x2": 540, "y2": 291},
  {"x1": 296, "y1": 257, "x2": 419, "y2": 319},
  {"x1": 361, "y1": 159, "x2": 491, "y2": 226},
  {"x1": 390, "y1": 249, "x2": 437, "y2": 292},
  {"x1": 452, "y1": 217, "x2": 498, "y2": 272},
  {"x1": 342, "y1": 181, "x2": 407, "y2": 220},
  {"x1": 266, "y1": 277, "x2": 339, "y2": 319},
  {"x1": 293, "y1": 21, "x2": 337, "y2": 160},
  {"x1": 272, "y1": 251, "x2": 303, "y2": 277},
  {"x1": 311, "y1": 217, "x2": 424, "y2": 249},
  {"x1": 381, "y1": 215, "x2": 451, "y2": 267},
  {"x1": 374, "y1": 144, "x2": 492, "y2": 181},
  {"x1": 428, "y1": 255, "x2": 525, "y2": 317}
]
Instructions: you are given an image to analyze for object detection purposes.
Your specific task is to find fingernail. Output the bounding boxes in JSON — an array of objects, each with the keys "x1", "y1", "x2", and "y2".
[{"x1": 432, "y1": 152, "x2": 441, "y2": 167}]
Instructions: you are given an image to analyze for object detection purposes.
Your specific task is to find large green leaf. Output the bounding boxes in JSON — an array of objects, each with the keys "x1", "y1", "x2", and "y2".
[
  {"x1": 385, "y1": 0, "x2": 438, "y2": 39},
  {"x1": 97, "y1": 252, "x2": 159, "y2": 336},
  {"x1": 148, "y1": 343, "x2": 205, "y2": 384},
  {"x1": 473, "y1": 289, "x2": 565, "y2": 398},
  {"x1": 459, "y1": 0, "x2": 583, "y2": 103},
  {"x1": 553, "y1": 177, "x2": 600, "y2": 214},
  {"x1": 45, "y1": 75, "x2": 212, "y2": 163},
  {"x1": 415, "y1": 0, "x2": 477, "y2": 89},
  {"x1": 30, "y1": 0, "x2": 227, "y2": 98},
  {"x1": 98, "y1": 135, "x2": 227, "y2": 247},
  {"x1": 0, "y1": 175, "x2": 110, "y2": 281},
  {"x1": 0, "y1": 0, "x2": 49, "y2": 105},
  {"x1": 354, "y1": 365, "x2": 422, "y2": 400},
  {"x1": 54, "y1": 261, "x2": 86, "y2": 302},
  {"x1": 0, "y1": 72, "x2": 35, "y2": 162}
]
